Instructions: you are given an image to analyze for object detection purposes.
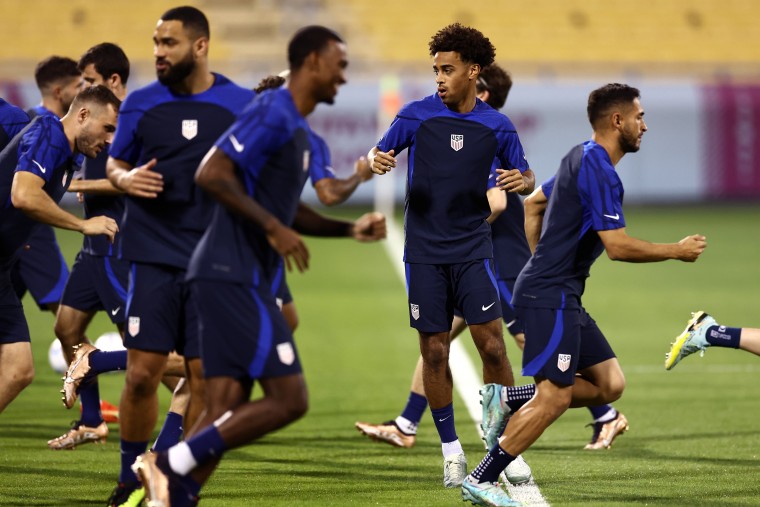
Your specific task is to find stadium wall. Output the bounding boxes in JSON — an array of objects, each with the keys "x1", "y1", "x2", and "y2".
[{"x1": 3, "y1": 77, "x2": 758, "y2": 205}]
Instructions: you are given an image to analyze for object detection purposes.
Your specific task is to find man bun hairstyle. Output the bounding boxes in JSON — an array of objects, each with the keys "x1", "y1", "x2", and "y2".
[
  {"x1": 78, "y1": 43, "x2": 130, "y2": 85},
  {"x1": 288, "y1": 25, "x2": 343, "y2": 70},
  {"x1": 587, "y1": 83, "x2": 641, "y2": 127},
  {"x1": 428, "y1": 23, "x2": 495, "y2": 69}
]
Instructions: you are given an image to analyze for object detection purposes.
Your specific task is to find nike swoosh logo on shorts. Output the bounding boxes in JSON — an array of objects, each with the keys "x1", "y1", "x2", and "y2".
[
  {"x1": 111, "y1": 307, "x2": 120, "y2": 316},
  {"x1": 603, "y1": 213, "x2": 620, "y2": 220},
  {"x1": 482, "y1": 302, "x2": 496, "y2": 311}
]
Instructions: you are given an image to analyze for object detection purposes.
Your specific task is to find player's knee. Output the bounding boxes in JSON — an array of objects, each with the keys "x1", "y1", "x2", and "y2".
[
  {"x1": 283, "y1": 389, "x2": 308, "y2": 422},
  {"x1": 53, "y1": 319, "x2": 79, "y2": 346},
  {"x1": 600, "y1": 376, "x2": 625, "y2": 403},
  {"x1": 125, "y1": 366, "x2": 161, "y2": 398},
  {"x1": 477, "y1": 336, "x2": 507, "y2": 366},
  {"x1": 421, "y1": 341, "x2": 449, "y2": 369},
  {"x1": 5, "y1": 364, "x2": 34, "y2": 392}
]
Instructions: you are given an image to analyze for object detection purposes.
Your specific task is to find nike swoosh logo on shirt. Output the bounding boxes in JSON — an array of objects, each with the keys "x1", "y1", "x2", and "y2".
[
  {"x1": 111, "y1": 307, "x2": 120, "y2": 316},
  {"x1": 603, "y1": 213, "x2": 620, "y2": 220},
  {"x1": 482, "y1": 302, "x2": 496, "y2": 311},
  {"x1": 32, "y1": 159, "x2": 46, "y2": 174},
  {"x1": 229, "y1": 134, "x2": 245, "y2": 153}
]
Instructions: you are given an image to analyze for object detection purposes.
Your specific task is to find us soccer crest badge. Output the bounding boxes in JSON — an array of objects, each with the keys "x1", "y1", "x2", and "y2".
[
  {"x1": 557, "y1": 353, "x2": 571, "y2": 372},
  {"x1": 410, "y1": 303, "x2": 420, "y2": 320},
  {"x1": 128, "y1": 316, "x2": 140, "y2": 337},
  {"x1": 182, "y1": 119, "x2": 198, "y2": 140},
  {"x1": 450, "y1": 134, "x2": 463, "y2": 151}
]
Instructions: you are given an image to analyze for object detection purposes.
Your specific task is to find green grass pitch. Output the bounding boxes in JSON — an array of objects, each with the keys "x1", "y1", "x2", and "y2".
[{"x1": 1, "y1": 204, "x2": 760, "y2": 506}]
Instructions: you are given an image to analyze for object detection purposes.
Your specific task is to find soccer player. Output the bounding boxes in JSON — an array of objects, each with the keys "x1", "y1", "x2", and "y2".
[
  {"x1": 665, "y1": 312, "x2": 760, "y2": 369},
  {"x1": 48, "y1": 42, "x2": 187, "y2": 453},
  {"x1": 253, "y1": 73, "x2": 374, "y2": 333},
  {"x1": 0, "y1": 85, "x2": 120, "y2": 414},
  {"x1": 129, "y1": 25, "x2": 385, "y2": 507},
  {"x1": 501, "y1": 179, "x2": 629, "y2": 451},
  {"x1": 461, "y1": 83, "x2": 707, "y2": 506},
  {"x1": 368, "y1": 25, "x2": 530, "y2": 488},
  {"x1": 11, "y1": 56, "x2": 84, "y2": 315},
  {"x1": 27, "y1": 56, "x2": 84, "y2": 119},
  {"x1": 355, "y1": 63, "x2": 533, "y2": 484},
  {"x1": 103, "y1": 7, "x2": 254, "y2": 505}
]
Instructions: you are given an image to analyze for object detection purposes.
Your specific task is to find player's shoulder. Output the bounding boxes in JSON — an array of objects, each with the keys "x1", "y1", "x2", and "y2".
[
  {"x1": 580, "y1": 140, "x2": 614, "y2": 171},
  {"x1": 397, "y1": 93, "x2": 447, "y2": 121},
  {"x1": 120, "y1": 81, "x2": 169, "y2": 113},
  {"x1": 308, "y1": 130, "x2": 328, "y2": 151},
  {"x1": 242, "y1": 88, "x2": 303, "y2": 130},
  {"x1": 0, "y1": 99, "x2": 29, "y2": 125},
  {"x1": 473, "y1": 100, "x2": 517, "y2": 132},
  {"x1": 208, "y1": 73, "x2": 255, "y2": 107}
]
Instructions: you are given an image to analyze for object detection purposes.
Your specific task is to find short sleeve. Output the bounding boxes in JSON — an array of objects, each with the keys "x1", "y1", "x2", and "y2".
[
  {"x1": 308, "y1": 133, "x2": 335, "y2": 185},
  {"x1": 577, "y1": 149, "x2": 626, "y2": 231},
  {"x1": 541, "y1": 175, "x2": 556, "y2": 199},
  {"x1": 497, "y1": 131, "x2": 529, "y2": 174},
  {"x1": 377, "y1": 105, "x2": 419, "y2": 155},
  {"x1": 109, "y1": 94, "x2": 143, "y2": 165},
  {"x1": 15, "y1": 119, "x2": 68, "y2": 183}
]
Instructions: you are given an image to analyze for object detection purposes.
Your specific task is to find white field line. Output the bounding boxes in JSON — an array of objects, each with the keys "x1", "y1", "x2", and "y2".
[{"x1": 380, "y1": 216, "x2": 549, "y2": 506}]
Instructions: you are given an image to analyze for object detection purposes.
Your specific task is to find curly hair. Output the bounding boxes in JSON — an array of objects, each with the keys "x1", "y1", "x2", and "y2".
[
  {"x1": 428, "y1": 23, "x2": 495, "y2": 69},
  {"x1": 587, "y1": 83, "x2": 640, "y2": 127},
  {"x1": 254, "y1": 75, "x2": 286, "y2": 94},
  {"x1": 476, "y1": 63, "x2": 512, "y2": 109}
]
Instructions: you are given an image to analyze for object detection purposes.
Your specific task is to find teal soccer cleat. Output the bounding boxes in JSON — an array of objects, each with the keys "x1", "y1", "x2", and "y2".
[
  {"x1": 462, "y1": 476, "x2": 522, "y2": 507},
  {"x1": 479, "y1": 384, "x2": 511, "y2": 450},
  {"x1": 665, "y1": 311, "x2": 715, "y2": 370}
]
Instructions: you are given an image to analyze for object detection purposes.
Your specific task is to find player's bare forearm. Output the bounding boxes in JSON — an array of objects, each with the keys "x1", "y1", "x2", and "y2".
[
  {"x1": 68, "y1": 178, "x2": 123, "y2": 195},
  {"x1": 519, "y1": 169, "x2": 536, "y2": 195},
  {"x1": 486, "y1": 186, "x2": 507, "y2": 224},
  {"x1": 599, "y1": 228, "x2": 707, "y2": 263},
  {"x1": 314, "y1": 175, "x2": 361, "y2": 207},
  {"x1": 107, "y1": 157, "x2": 162, "y2": 197},
  {"x1": 293, "y1": 202, "x2": 353, "y2": 237},
  {"x1": 12, "y1": 171, "x2": 91, "y2": 233}
]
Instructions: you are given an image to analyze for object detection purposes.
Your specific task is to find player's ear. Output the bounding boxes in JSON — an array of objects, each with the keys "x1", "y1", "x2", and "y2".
[
  {"x1": 77, "y1": 106, "x2": 90, "y2": 124},
  {"x1": 612, "y1": 112, "x2": 623, "y2": 129},
  {"x1": 108, "y1": 73, "x2": 121, "y2": 90},
  {"x1": 470, "y1": 64, "x2": 481, "y2": 81},
  {"x1": 194, "y1": 36, "x2": 209, "y2": 57}
]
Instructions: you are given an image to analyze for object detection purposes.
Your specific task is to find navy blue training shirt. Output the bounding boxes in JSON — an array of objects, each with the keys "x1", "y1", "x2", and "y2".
[
  {"x1": 0, "y1": 116, "x2": 74, "y2": 258},
  {"x1": 377, "y1": 93, "x2": 529, "y2": 264},
  {"x1": 513, "y1": 140, "x2": 626, "y2": 310},
  {"x1": 0, "y1": 99, "x2": 30, "y2": 151},
  {"x1": 308, "y1": 131, "x2": 335, "y2": 186},
  {"x1": 109, "y1": 74, "x2": 254, "y2": 269},
  {"x1": 486, "y1": 166, "x2": 531, "y2": 281},
  {"x1": 187, "y1": 88, "x2": 312, "y2": 286}
]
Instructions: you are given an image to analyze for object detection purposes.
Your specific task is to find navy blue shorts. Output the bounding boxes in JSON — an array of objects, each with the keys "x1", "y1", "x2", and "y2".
[
  {"x1": 11, "y1": 225, "x2": 69, "y2": 309},
  {"x1": 0, "y1": 259, "x2": 30, "y2": 344},
  {"x1": 189, "y1": 280, "x2": 302, "y2": 380},
  {"x1": 518, "y1": 305, "x2": 615, "y2": 385},
  {"x1": 269, "y1": 262, "x2": 293, "y2": 308},
  {"x1": 451, "y1": 277, "x2": 522, "y2": 337},
  {"x1": 124, "y1": 262, "x2": 199, "y2": 358},
  {"x1": 60, "y1": 252, "x2": 129, "y2": 323},
  {"x1": 406, "y1": 259, "x2": 501, "y2": 333}
]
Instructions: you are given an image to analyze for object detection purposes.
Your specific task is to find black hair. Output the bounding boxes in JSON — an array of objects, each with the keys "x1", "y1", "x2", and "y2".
[
  {"x1": 254, "y1": 75, "x2": 286, "y2": 93},
  {"x1": 587, "y1": 83, "x2": 641, "y2": 126},
  {"x1": 70, "y1": 84, "x2": 122, "y2": 112},
  {"x1": 428, "y1": 23, "x2": 495, "y2": 68},
  {"x1": 78, "y1": 43, "x2": 130, "y2": 85},
  {"x1": 34, "y1": 56, "x2": 80, "y2": 92},
  {"x1": 288, "y1": 25, "x2": 343, "y2": 70},
  {"x1": 476, "y1": 63, "x2": 512, "y2": 109},
  {"x1": 161, "y1": 5, "x2": 210, "y2": 39}
]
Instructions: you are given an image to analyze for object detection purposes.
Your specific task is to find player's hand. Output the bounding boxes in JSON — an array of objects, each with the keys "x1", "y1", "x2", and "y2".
[
  {"x1": 370, "y1": 149, "x2": 396, "y2": 175},
  {"x1": 496, "y1": 168, "x2": 527, "y2": 193},
  {"x1": 117, "y1": 158, "x2": 163, "y2": 198},
  {"x1": 676, "y1": 234, "x2": 707, "y2": 262},
  {"x1": 267, "y1": 222, "x2": 310, "y2": 272},
  {"x1": 77, "y1": 191, "x2": 84, "y2": 203},
  {"x1": 354, "y1": 156, "x2": 373, "y2": 182},
  {"x1": 352, "y1": 211, "x2": 386, "y2": 242},
  {"x1": 81, "y1": 216, "x2": 119, "y2": 243}
]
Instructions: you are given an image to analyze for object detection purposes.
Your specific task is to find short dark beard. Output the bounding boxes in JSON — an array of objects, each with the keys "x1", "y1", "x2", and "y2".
[
  {"x1": 619, "y1": 132, "x2": 640, "y2": 154},
  {"x1": 157, "y1": 53, "x2": 195, "y2": 87}
]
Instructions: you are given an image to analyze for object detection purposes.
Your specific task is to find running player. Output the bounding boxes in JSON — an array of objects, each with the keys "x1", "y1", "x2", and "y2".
[
  {"x1": 0, "y1": 85, "x2": 120, "y2": 414},
  {"x1": 666, "y1": 312, "x2": 760, "y2": 368},
  {"x1": 130, "y1": 25, "x2": 384, "y2": 507},
  {"x1": 103, "y1": 7, "x2": 254, "y2": 505},
  {"x1": 462, "y1": 83, "x2": 707, "y2": 506},
  {"x1": 12, "y1": 56, "x2": 84, "y2": 315},
  {"x1": 368, "y1": 25, "x2": 530, "y2": 488}
]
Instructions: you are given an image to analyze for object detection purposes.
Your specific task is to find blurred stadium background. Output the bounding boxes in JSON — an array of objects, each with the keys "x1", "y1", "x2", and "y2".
[{"x1": 1, "y1": 0, "x2": 759, "y2": 205}]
